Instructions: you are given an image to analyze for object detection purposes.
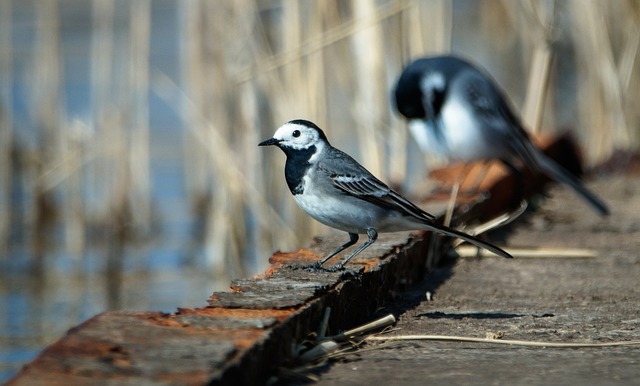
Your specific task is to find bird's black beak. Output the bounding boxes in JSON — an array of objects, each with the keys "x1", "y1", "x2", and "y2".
[{"x1": 258, "y1": 137, "x2": 281, "y2": 147}]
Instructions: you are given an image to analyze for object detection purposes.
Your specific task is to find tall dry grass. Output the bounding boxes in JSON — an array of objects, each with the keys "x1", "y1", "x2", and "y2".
[
  {"x1": 1, "y1": 0, "x2": 638, "y2": 283},
  {"x1": 0, "y1": 0, "x2": 13, "y2": 257}
]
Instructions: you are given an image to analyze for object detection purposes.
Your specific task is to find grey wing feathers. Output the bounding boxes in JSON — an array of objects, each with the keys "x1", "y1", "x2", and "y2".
[
  {"x1": 458, "y1": 69, "x2": 524, "y2": 140},
  {"x1": 333, "y1": 174, "x2": 388, "y2": 197},
  {"x1": 318, "y1": 149, "x2": 436, "y2": 221},
  {"x1": 382, "y1": 190, "x2": 437, "y2": 222}
]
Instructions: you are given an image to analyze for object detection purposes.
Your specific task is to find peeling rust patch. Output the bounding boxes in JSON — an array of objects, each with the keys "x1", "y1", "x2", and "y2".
[{"x1": 267, "y1": 248, "x2": 319, "y2": 266}]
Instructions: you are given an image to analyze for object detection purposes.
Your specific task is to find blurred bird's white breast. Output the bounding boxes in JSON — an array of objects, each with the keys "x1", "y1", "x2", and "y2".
[{"x1": 440, "y1": 98, "x2": 493, "y2": 161}]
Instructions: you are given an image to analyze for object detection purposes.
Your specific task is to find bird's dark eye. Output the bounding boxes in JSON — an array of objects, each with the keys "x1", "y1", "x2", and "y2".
[{"x1": 292, "y1": 130, "x2": 301, "y2": 138}]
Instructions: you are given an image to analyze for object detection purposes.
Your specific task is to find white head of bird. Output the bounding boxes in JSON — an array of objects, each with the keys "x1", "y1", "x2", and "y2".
[{"x1": 262, "y1": 120, "x2": 329, "y2": 153}]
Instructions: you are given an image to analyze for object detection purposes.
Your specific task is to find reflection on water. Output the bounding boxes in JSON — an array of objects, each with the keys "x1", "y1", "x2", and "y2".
[
  {"x1": 0, "y1": 257, "x2": 225, "y2": 382},
  {"x1": 0, "y1": 152, "x2": 231, "y2": 381}
]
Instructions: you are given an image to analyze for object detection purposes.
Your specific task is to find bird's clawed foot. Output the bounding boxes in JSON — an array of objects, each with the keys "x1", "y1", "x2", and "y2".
[
  {"x1": 286, "y1": 262, "x2": 325, "y2": 272},
  {"x1": 321, "y1": 264, "x2": 343, "y2": 272},
  {"x1": 286, "y1": 262, "x2": 358, "y2": 276}
]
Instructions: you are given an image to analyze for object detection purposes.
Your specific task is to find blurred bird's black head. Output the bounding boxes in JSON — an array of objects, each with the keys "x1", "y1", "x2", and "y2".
[{"x1": 393, "y1": 55, "x2": 473, "y2": 120}]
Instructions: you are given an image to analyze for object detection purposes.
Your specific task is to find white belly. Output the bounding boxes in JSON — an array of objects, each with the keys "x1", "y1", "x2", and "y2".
[
  {"x1": 294, "y1": 190, "x2": 375, "y2": 234},
  {"x1": 440, "y1": 98, "x2": 493, "y2": 161}
]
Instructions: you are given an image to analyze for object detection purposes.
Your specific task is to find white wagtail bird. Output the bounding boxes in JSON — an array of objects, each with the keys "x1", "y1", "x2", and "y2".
[
  {"x1": 259, "y1": 119, "x2": 512, "y2": 272},
  {"x1": 393, "y1": 55, "x2": 609, "y2": 216}
]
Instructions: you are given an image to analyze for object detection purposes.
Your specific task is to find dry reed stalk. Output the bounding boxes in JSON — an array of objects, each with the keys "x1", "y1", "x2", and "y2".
[
  {"x1": 0, "y1": 0, "x2": 13, "y2": 256},
  {"x1": 109, "y1": 3, "x2": 141, "y2": 242},
  {"x1": 617, "y1": 19, "x2": 639, "y2": 94},
  {"x1": 89, "y1": 0, "x2": 134, "y2": 283},
  {"x1": 411, "y1": 0, "x2": 452, "y2": 56},
  {"x1": 33, "y1": 0, "x2": 65, "y2": 139},
  {"x1": 128, "y1": 0, "x2": 151, "y2": 234},
  {"x1": 569, "y1": 1, "x2": 632, "y2": 165},
  {"x1": 179, "y1": 0, "x2": 209, "y2": 204},
  {"x1": 90, "y1": 0, "x2": 115, "y2": 218},
  {"x1": 522, "y1": 47, "x2": 553, "y2": 135},
  {"x1": 351, "y1": 0, "x2": 386, "y2": 180},
  {"x1": 180, "y1": 0, "x2": 225, "y2": 273},
  {"x1": 32, "y1": 0, "x2": 65, "y2": 262},
  {"x1": 385, "y1": 9, "x2": 407, "y2": 187},
  {"x1": 456, "y1": 245, "x2": 597, "y2": 259},
  {"x1": 367, "y1": 334, "x2": 640, "y2": 348},
  {"x1": 612, "y1": 1, "x2": 640, "y2": 149},
  {"x1": 216, "y1": 2, "x2": 260, "y2": 276},
  {"x1": 519, "y1": 1, "x2": 556, "y2": 135},
  {"x1": 238, "y1": 80, "x2": 265, "y2": 273},
  {"x1": 309, "y1": 2, "x2": 329, "y2": 127},
  {"x1": 401, "y1": 1, "x2": 424, "y2": 60},
  {"x1": 62, "y1": 119, "x2": 87, "y2": 260},
  {"x1": 279, "y1": 0, "x2": 318, "y2": 242},
  {"x1": 182, "y1": 1, "x2": 233, "y2": 277},
  {"x1": 232, "y1": 4, "x2": 271, "y2": 272}
]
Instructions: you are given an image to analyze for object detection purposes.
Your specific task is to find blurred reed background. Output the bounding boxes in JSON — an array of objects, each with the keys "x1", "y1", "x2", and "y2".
[{"x1": 1, "y1": 0, "x2": 638, "y2": 381}]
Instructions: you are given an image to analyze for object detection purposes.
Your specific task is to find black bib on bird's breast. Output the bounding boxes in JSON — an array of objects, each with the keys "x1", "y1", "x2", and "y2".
[{"x1": 283, "y1": 145, "x2": 317, "y2": 195}]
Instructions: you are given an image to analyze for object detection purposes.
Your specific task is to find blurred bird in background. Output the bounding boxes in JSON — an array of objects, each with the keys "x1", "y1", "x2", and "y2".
[{"x1": 393, "y1": 55, "x2": 609, "y2": 216}]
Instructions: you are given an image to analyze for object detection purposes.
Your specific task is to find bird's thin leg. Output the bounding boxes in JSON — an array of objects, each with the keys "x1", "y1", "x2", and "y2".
[
  {"x1": 315, "y1": 233, "x2": 359, "y2": 267},
  {"x1": 326, "y1": 228, "x2": 378, "y2": 272},
  {"x1": 290, "y1": 233, "x2": 359, "y2": 271}
]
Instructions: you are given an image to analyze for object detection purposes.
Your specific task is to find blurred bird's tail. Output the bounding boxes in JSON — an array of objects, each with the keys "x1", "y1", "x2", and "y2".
[{"x1": 518, "y1": 140, "x2": 610, "y2": 216}]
